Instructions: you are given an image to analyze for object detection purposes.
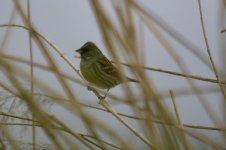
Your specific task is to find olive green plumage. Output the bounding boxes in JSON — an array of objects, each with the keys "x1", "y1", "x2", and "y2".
[{"x1": 76, "y1": 42, "x2": 138, "y2": 89}]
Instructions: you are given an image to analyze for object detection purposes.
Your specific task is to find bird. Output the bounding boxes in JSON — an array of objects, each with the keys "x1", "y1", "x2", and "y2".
[{"x1": 76, "y1": 41, "x2": 138, "y2": 99}]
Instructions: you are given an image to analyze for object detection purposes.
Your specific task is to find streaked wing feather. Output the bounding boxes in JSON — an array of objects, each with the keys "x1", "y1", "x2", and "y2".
[{"x1": 97, "y1": 56, "x2": 119, "y2": 76}]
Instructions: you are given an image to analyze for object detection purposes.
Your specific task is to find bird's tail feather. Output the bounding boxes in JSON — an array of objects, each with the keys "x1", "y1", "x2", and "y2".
[{"x1": 127, "y1": 77, "x2": 139, "y2": 83}]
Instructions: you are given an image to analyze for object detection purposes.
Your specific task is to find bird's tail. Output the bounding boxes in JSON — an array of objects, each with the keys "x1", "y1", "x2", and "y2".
[{"x1": 127, "y1": 77, "x2": 139, "y2": 83}]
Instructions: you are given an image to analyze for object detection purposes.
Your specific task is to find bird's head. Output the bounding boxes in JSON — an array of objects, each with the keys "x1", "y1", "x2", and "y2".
[{"x1": 76, "y1": 41, "x2": 102, "y2": 60}]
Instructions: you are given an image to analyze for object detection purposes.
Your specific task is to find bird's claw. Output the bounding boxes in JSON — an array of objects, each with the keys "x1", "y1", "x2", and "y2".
[
  {"x1": 98, "y1": 95, "x2": 105, "y2": 104},
  {"x1": 87, "y1": 86, "x2": 92, "y2": 91},
  {"x1": 98, "y1": 95, "x2": 103, "y2": 99}
]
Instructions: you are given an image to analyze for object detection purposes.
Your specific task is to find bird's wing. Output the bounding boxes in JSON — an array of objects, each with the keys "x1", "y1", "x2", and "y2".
[
  {"x1": 96, "y1": 56, "x2": 119, "y2": 76},
  {"x1": 96, "y1": 56, "x2": 139, "y2": 83}
]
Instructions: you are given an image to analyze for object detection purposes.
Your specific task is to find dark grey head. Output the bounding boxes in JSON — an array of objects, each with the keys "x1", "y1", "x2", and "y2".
[{"x1": 76, "y1": 41, "x2": 102, "y2": 60}]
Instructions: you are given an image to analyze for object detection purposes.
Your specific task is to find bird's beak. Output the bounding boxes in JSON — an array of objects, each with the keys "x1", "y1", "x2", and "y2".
[{"x1": 75, "y1": 49, "x2": 81, "y2": 53}]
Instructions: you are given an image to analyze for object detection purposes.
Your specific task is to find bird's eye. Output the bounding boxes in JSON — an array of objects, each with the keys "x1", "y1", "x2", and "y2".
[{"x1": 83, "y1": 49, "x2": 89, "y2": 53}]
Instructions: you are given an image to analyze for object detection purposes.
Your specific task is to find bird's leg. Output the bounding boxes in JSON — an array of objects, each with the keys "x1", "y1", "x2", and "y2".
[
  {"x1": 98, "y1": 89, "x2": 110, "y2": 103},
  {"x1": 103, "y1": 89, "x2": 110, "y2": 99}
]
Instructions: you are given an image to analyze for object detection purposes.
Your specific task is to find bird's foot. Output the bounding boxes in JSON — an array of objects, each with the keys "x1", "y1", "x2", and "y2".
[
  {"x1": 87, "y1": 85, "x2": 93, "y2": 91},
  {"x1": 98, "y1": 89, "x2": 109, "y2": 103},
  {"x1": 98, "y1": 95, "x2": 104, "y2": 100},
  {"x1": 98, "y1": 95, "x2": 106, "y2": 104}
]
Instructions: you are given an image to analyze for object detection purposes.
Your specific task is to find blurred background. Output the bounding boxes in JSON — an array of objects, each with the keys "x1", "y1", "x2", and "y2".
[{"x1": 0, "y1": 0, "x2": 226, "y2": 149}]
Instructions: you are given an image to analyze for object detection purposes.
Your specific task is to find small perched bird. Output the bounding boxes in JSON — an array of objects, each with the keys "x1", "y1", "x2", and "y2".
[{"x1": 76, "y1": 42, "x2": 138, "y2": 97}]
